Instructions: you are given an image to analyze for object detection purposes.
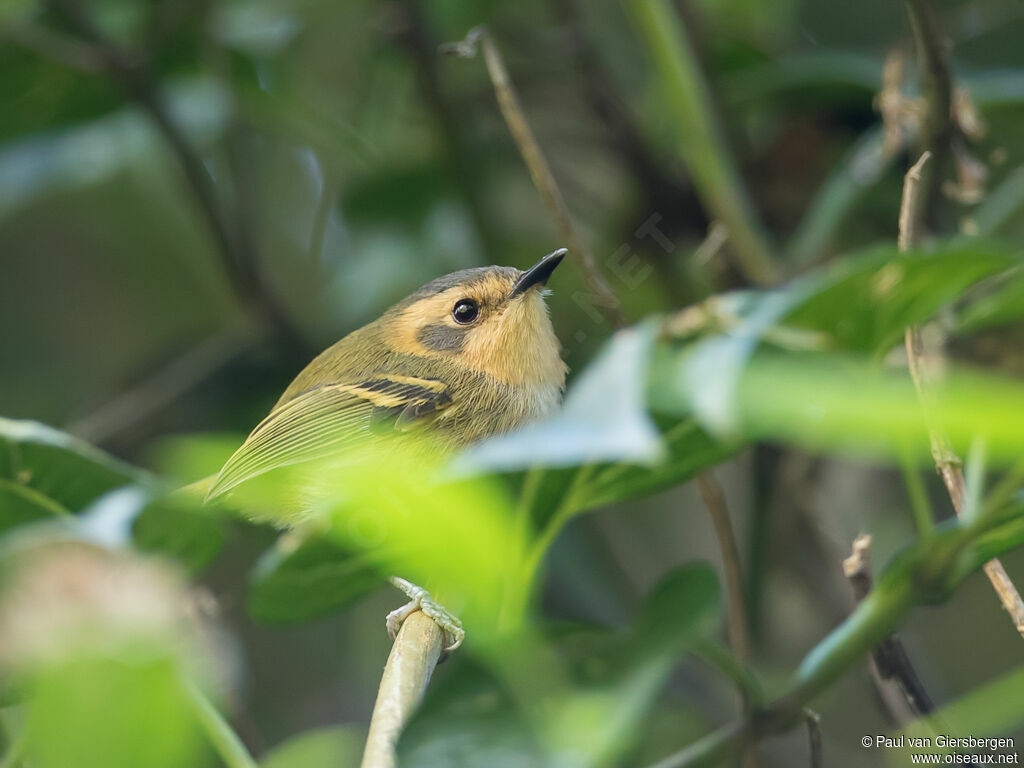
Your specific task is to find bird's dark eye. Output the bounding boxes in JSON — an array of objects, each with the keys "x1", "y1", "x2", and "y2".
[{"x1": 452, "y1": 298, "x2": 479, "y2": 324}]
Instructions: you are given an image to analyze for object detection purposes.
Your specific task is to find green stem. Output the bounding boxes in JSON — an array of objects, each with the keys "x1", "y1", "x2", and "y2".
[
  {"x1": 644, "y1": 512, "x2": 1024, "y2": 768},
  {"x1": 624, "y1": 0, "x2": 780, "y2": 286},
  {"x1": 900, "y1": 445, "x2": 934, "y2": 537},
  {"x1": 185, "y1": 683, "x2": 257, "y2": 768}
]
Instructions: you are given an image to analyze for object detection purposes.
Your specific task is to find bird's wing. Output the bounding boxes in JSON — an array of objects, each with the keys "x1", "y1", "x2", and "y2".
[{"x1": 206, "y1": 374, "x2": 451, "y2": 500}]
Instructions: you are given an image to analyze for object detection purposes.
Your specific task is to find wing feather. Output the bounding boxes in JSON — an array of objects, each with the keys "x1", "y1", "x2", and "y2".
[{"x1": 206, "y1": 375, "x2": 451, "y2": 500}]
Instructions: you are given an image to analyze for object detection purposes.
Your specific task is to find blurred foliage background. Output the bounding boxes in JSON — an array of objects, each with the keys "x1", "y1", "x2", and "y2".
[{"x1": 3, "y1": 0, "x2": 1024, "y2": 766}]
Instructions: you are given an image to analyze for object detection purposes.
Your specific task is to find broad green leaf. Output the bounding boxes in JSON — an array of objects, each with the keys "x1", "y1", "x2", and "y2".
[
  {"x1": 261, "y1": 725, "x2": 364, "y2": 768},
  {"x1": 664, "y1": 243, "x2": 1019, "y2": 435},
  {"x1": 652, "y1": 348, "x2": 1024, "y2": 464},
  {"x1": 785, "y1": 243, "x2": 1019, "y2": 354},
  {"x1": 0, "y1": 478, "x2": 70, "y2": 531},
  {"x1": 635, "y1": 563, "x2": 721, "y2": 658},
  {"x1": 956, "y1": 269, "x2": 1024, "y2": 334},
  {"x1": 463, "y1": 326, "x2": 663, "y2": 472},
  {"x1": 132, "y1": 496, "x2": 226, "y2": 575},
  {"x1": 247, "y1": 534, "x2": 381, "y2": 624},
  {"x1": 458, "y1": 327, "x2": 734, "y2": 535},
  {"x1": 24, "y1": 657, "x2": 210, "y2": 768},
  {"x1": 0, "y1": 418, "x2": 146, "y2": 513}
]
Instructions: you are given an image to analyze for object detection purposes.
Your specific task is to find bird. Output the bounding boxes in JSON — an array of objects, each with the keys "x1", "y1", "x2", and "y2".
[{"x1": 204, "y1": 248, "x2": 569, "y2": 649}]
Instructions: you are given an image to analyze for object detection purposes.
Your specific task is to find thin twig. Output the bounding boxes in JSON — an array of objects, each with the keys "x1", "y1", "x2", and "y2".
[
  {"x1": 642, "y1": 508, "x2": 1024, "y2": 768},
  {"x1": 442, "y1": 27, "x2": 625, "y2": 327},
  {"x1": 696, "y1": 471, "x2": 754, "y2": 767},
  {"x1": 899, "y1": 153, "x2": 1024, "y2": 638},
  {"x1": 360, "y1": 611, "x2": 445, "y2": 768},
  {"x1": 65, "y1": 327, "x2": 258, "y2": 445},
  {"x1": 803, "y1": 709, "x2": 822, "y2": 768},
  {"x1": 904, "y1": 0, "x2": 954, "y2": 227},
  {"x1": 843, "y1": 535, "x2": 934, "y2": 717},
  {"x1": 696, "y1": 472, "x2": 750, "y2": 661}
]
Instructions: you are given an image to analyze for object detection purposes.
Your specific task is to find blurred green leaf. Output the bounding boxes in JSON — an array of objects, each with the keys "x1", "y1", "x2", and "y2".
[
  {"x1": 132, "y1": 496, "x2": 226, "y2": 575},
  {"x1": 0, "y1": 417, "x2": 146, "y2": 513},
  {"x1": 24, "y1": 657, "x2": 210, "y2": 768},
  {"x1": 461, "y1": 328, "x2": 734, "y2": 535},
  {"x1": 247, "y1": 534, "x2": 381, "y2": 624},
  {"x1": 652, "y1": 348, "x2": 1024, "y2": 463},
  {"x1": 465, "y1": 326, "x2": 663, "y2": 472},
  {"x1": 785, "y1": 243, "x2": 1019, "y2": 354},
  {"x1": 260, "y1": 725, "x2": 364, "y2": 768},
  {"x1": 635, "y1": 563, "x2": 720, "y2": 657},
  {"x1": 0, "y1": 478, "x2": 69, "y2": 531},
  {"x1": 957, "y1": 270, "x2": 1024, "y2": 334}
]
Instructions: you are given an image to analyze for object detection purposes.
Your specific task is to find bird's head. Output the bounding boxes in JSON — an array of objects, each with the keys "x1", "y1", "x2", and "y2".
[{"x1": 383, "y1": 249, "x2": 568, "y2": 389}]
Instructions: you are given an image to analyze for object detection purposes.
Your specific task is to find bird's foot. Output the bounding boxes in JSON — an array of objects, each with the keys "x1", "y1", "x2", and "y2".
[{"x1": 386, "y1": 577, "x2": 464, "y2": 652}]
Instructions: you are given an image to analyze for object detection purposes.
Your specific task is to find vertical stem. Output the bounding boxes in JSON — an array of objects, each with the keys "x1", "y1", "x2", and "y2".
[
  {"x1": 696, "y1": 472, "x2": 750, "y2": 661},
  {"x1": 900, "y1": 150, "x2": 1024, "y2": 637},
  {"x1": 446, "y1": 28, "x2": 625, "y2": 326}
]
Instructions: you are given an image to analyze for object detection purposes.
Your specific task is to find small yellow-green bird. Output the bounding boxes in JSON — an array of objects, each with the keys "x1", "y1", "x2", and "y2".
[{"x1": 205, "y1": 248, "x2": 569, "y2": 648}]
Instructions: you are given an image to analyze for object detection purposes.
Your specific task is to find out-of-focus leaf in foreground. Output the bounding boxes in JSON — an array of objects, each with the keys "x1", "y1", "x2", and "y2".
[
  {"x1": 463, "y1": 326, "x2": 663, "y2": 472},
  {"x1": 224, "y1": 441, "x2": 525, "y2": 639},
  {"x1": 0, "y1": 542, "x2": 221, "y2": 768},
  {"x1": 652, "y1": 349, "x2": 1024, "y2": 464},
  {"x1": 457, "y1": 327, "x2": 735, "y2": 534}
]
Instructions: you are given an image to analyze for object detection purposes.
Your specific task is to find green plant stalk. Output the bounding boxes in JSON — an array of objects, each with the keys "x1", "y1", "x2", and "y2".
[
  {"x1": 185, "y1": 683, "x2": 257, "y2": 768},
  {"x1": 624, "y1": 0, "x2": 780, "y2": 286},
  {"x1": 900, "y1": 445, "x2": 935, "y2": 537},
  {"x1": 646, "y1": 512, "x2": 1024, "y2": 768}
]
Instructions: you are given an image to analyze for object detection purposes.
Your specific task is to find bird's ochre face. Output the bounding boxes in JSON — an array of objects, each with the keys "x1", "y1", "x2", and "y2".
[{"x1": 384, "y1": 250, "x2": 568, "y2": 389}]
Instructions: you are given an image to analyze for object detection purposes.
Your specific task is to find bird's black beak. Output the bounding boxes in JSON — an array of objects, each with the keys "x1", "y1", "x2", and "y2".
[{"x1": 508, "y1": 248, "x2": 567, "y2": 298}]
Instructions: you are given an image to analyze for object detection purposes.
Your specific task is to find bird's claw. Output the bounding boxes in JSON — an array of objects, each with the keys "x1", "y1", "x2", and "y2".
[{"x1": 387, "y1": 577, "x2": 464, "y2": 652}]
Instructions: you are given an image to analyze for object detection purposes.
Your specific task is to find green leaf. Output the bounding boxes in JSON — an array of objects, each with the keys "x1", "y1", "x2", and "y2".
[
  {"x1": 132, "y1": 496, "x2": 226, "y2": 575},
  {"x1": 260, "y1": 726, "x2": 364, "y2": 768},
  {"x1": 459, "y1": 328, "x2": 735, "y2": 534},
  {"x1": 24, "y1": 656, "x2": 210, "y2": 768},
  {"x1": 0, "y1": 418, "x2": 146, "y2": 513},
  {"x1": 0, "y1": 478, "x2": 70, "y2": 531},
  {"x1": 247, "y1": 535, "x2": 381, "y2": 624},
  {"x1": 651, "y1": 348, "x2": 1024, "y2": 464},
  {"x1": 956, "y1": 269, "x2": 1024, "y2": 334},
  {"x1": 464, "y1": 326, "x2": 663, "y2": 472},
  {"x1": 635, "y1": 563, "x2": 721, "y2": 658},
  {"x1": 785, "y1": 243, "x2": 1019, "y2": 354}
]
